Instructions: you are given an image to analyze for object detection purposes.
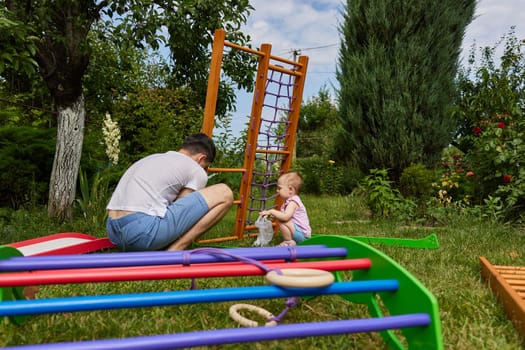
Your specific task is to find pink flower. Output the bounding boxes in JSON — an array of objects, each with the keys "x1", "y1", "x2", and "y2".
[
  {"x1": 473, "y1": 126, "x2": 482, "y2": 134},
  {"x1": 466, "y1": 171, "x2": 474, "y2": 177},
  {"x1": 497, "y1": 122, "x2": 505, "y2": 129},
  {"x1": 503, "y1": 175, "x2": 512, "y2": 183}
]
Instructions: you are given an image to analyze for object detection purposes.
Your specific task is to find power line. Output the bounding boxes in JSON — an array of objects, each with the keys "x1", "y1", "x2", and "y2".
[
  {"x1": 277, "y1": 43, "x2": 339, "y2": 57},
  {"x1": 297, "y1": 43, "x2": 339, "y2": 52}
]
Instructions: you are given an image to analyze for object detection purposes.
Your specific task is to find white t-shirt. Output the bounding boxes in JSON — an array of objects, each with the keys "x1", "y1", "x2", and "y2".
[{"x1": 106, "y1": 151, "x2": 208, "y2": 217}]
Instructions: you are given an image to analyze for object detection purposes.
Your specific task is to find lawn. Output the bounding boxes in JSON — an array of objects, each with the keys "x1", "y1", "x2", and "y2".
[{"x1": 1, "y1": 194, "x2": 524, "y2": 349}]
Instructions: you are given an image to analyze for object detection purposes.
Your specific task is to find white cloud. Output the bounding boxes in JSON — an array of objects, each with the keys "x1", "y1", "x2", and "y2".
[
  {"x1": 240, "y1": 0, "x2": 525, "y2": 99},
  {"x1": 227, "y1": 0, "x2": 525, "y2": 133},
  {"x1": 461, "y1": 0, "x2": 525, "y2": 62}
]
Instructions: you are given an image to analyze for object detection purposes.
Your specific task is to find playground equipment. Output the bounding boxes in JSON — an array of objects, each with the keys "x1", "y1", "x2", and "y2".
[
  {"x1": 198, "y1": 29, "x2": 439, "y2": 250},
  {"x1": 5, "y1": 232, "x2": 114, "y2": 256},
  {"x1": 200, "y1": 29, "x2": 308, "y2": 243},
  {"x1": 0, "y1": 29, "x2": 443, "y2": 348},
  {"x1": 480, "y1": 256, "x2": 525, "y2": 339},
  {"x1": 0, "y1": 235, "x2": 443, "y2": 349},
  {"x1": 0, "y1": 233, "x2": 115, "y2": 324}
]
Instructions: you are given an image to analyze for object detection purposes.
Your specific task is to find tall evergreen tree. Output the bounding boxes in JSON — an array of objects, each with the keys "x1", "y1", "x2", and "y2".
[{"x1": 336, "y1": 0, "x2": 475, "y2": 180}]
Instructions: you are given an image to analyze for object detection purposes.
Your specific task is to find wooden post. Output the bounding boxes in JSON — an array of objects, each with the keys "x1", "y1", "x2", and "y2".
[{"x1": 201, "y1": 29, "x2": 226, "y2": 136}]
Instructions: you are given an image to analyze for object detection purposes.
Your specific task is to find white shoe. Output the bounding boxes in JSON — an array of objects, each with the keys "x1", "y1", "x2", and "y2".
[{"x1": 278, "y1": 240, "x2": 297, "y2": 247}]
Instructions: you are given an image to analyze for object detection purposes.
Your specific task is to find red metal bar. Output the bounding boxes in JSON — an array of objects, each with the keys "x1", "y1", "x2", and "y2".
[{"x1": 0, "y1": 259, "x2": 371, "y2": 286}]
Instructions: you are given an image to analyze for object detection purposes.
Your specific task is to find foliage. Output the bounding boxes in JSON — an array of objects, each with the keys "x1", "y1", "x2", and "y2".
[
  {"x1": 430, "y1": 149, "x2": 474, "y2": 207},
  {"x1": 0, "y1": 127, "x2": 55, "y2": 208},
  {"x1": 0, "y1": 90, "x2": 53, "y2": 127},
  {"x1": 75, "y1": 167, "x2": 120, "y2": 226},
  {"x1": 336, "y1": 0, "x2": 475, "y2": 181},
  {"x1": 0, "y1": 10, "x2": 38, "y2": 75},
  {"x1": 113, "y1": 87, "x2": 203, "y2": 164},
  {"x1": 208, "y1": 121, "x2": 248, "y2": 193},
  {"x1": 465, "y1": 115, "x2": 525, "y2": 222},
  {"x1": 399, "y1": 163, "x2": 434, "y2": 202},
  {"x1": 359, "y1": 168, "x2": 416, "y2": 220},
  {"x1": 297, "y1": 87, "x2": 339, "y2": 158},
  {"x1": 83, "y1": 22, "x2": 171, "y2": 125},
  {"x1": 453, "y1": 30, "x2": 525, "y2": 222},
  {"x1": 107, "y1": 0, "x2": 256, "y2": 119},
  {"x1": 295, "y1": 156, "x2": 358, "y2": 195}
]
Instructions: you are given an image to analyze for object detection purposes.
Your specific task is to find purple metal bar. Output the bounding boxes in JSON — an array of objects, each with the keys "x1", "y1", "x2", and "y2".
[
  {"x1": 1, "y1": 314, "x2": 431, "y2": 350},
  {"x1": 0, "y1": 246, "x2": 347, "y2": 271}
]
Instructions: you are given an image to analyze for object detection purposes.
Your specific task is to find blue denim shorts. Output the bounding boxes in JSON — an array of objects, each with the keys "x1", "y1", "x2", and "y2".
[
  {"x1": 106, "y1": 191, "x2": 208, "y2": 251},
  {"x1": 292, "y1": 223, "x2": 307, "y2": 243}
]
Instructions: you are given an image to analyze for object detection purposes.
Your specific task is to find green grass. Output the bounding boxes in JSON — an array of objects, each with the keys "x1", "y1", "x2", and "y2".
[{"x1": 1, "y1": 195, "x2": 525, "y2": 349}]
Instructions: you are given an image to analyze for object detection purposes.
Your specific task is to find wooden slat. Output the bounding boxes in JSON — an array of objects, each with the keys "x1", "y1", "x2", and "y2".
[{"x1": 480, "y1": 256, "x2": 525, "y2": 339}]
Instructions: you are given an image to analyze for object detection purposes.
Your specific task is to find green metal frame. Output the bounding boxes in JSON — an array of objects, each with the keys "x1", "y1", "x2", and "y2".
[
  {"x1": 0, "y1": 245, "x2": 29, "y2": 325},
  {"x1": 302, "y1": 235, "x2": 443, "y2": 350},
  {"x1": 311, "y1": 233, "x2": 440, "y2": 249}
]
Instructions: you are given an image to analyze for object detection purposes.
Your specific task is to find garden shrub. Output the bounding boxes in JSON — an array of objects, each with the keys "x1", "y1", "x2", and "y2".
[
  {"x1": 113, "y1": 87, "x2": 203, "y2": 164},
  {"x1": 399, "y1": 163, "x2": 434, "y2": 202},
  {"x1": 453, "y1": 30, "x2": 525, "y2": 222},
  {"x1": 0, "y1": 126, "x2": 55, "y2": 208},
  {"x1": 464, "y1": 113, "x2": 525, "y2": 221},
  {"x1": 430, "y1": 148, "x2": 476, "y2": 207},
  {"x1": 295, "y1": 155, "x2": 358, "y2": 195},
  {"x1": 360, "y1": 168, "x2": 416, "y2": 220}
]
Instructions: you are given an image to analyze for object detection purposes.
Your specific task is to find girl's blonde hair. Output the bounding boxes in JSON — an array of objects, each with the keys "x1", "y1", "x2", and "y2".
[{"x1": 279, "y1": 171, "x2": 304, "y2": 194}]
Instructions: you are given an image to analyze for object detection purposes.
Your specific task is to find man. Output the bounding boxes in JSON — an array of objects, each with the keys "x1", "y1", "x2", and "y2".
[{"x1": 106, "y1": 133, "x2": 233, "y2": 251}]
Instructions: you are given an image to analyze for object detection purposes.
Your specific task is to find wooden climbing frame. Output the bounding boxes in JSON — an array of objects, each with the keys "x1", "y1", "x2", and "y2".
[{"x1": 200, "y1": 29, "x2": 309, "y2": 243}]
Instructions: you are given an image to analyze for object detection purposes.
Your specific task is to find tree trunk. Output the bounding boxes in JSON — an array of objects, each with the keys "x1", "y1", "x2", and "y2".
[{"x1": 47, "y1": 95, "x2": 85, "y2": 221}]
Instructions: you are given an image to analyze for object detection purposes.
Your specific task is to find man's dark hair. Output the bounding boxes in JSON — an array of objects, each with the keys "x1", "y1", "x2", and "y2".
[{"x1": 181, "y1": 133, "x2": 216, "y2": 163}]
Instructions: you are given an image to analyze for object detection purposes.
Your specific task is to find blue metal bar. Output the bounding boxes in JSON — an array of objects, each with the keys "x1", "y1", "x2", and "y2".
[{"x1": 0, "y1": 280, "x2": 398, "y2": 316}]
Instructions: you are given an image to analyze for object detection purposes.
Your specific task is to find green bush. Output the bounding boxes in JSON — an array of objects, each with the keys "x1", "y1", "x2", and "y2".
[
  {"x1": 454, "y1": 30, "x2": 525, "y2": 222},
  {"x1": 464, "y1": 113, "x2": 525, "y2": 221},
  {"x1": 399, "y1": 163, "x2": 434, "y2": 202},
  {"x1": 113, "y1": 87, "x2": 203, "y2": 164},
  {"x1": 360, "y1": 168, "x2": 416, "y2": 220},
  {"x1": 0, "y1": 126, "x2": 55, "y2": 207},
  {"x1": 295, "y1": 156, "x2": 358, "y2": 195}
]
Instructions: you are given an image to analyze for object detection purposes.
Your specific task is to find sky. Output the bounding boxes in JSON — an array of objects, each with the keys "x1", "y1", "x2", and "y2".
[{"x1": 228, "y1": 0, "x2": 525, "y2": 132}]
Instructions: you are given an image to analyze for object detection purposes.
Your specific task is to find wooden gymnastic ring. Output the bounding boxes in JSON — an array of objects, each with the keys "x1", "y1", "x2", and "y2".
[
  {"x1": 229, "y1": 303, "x2": 278, "y2": 327},
  {"x1": 265, "y1": 268, "x2": 335, "y2": 288}
]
